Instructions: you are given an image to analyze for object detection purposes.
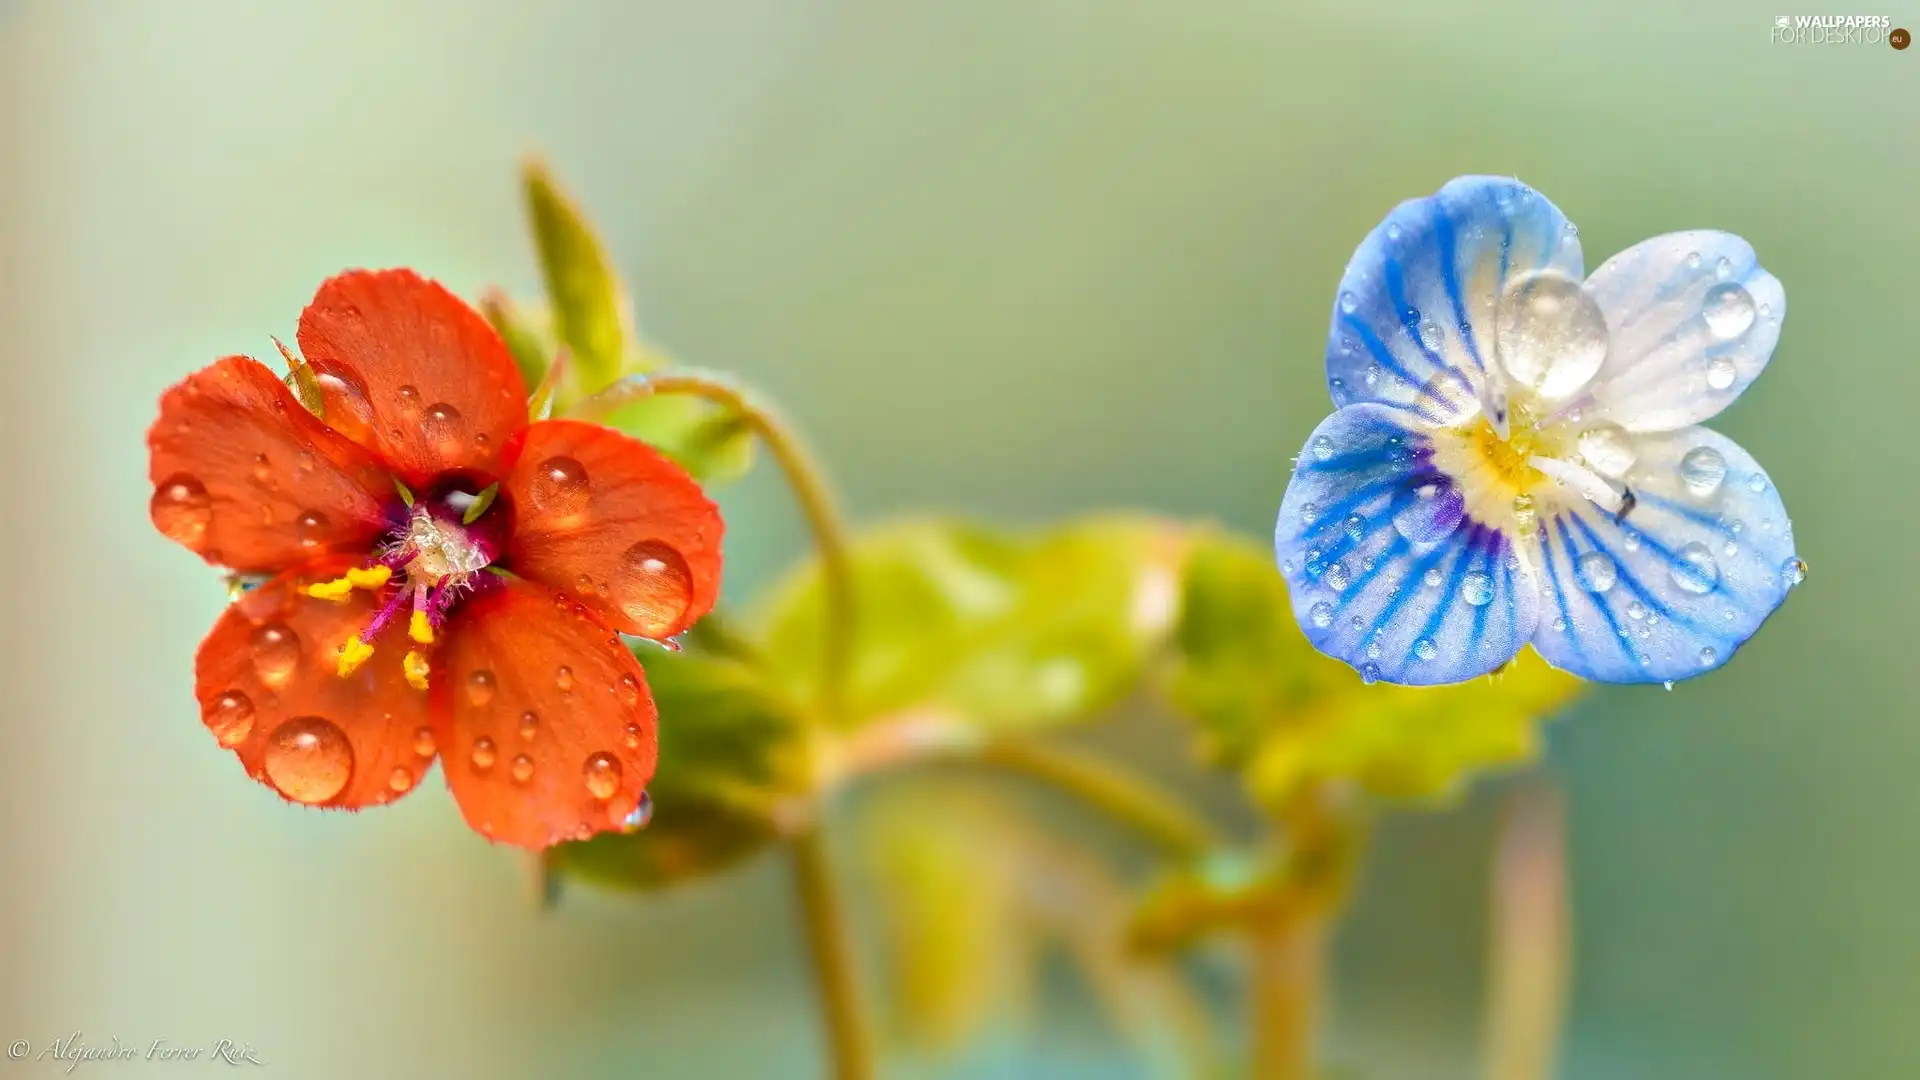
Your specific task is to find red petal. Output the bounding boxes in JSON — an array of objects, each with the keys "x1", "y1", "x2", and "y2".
[
  {"x1": 195, "y1": 559, "x2": 438, "y2": 809},
  {"x1": 148, "y1": 356, "x2": 397, "y2": 573},
  {"x1": 431, "y1": 579, "x2": 658, "y2": 849},
  {"x1": 499, "y1": 419, "x2": 723, "y2": 640},
  {"x1": 296, "y1": 269, "x2": 529, "y2": 484}
]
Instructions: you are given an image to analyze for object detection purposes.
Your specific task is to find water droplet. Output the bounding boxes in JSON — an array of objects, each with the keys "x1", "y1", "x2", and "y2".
[
  {"x1": 1394, "y1": 480, "x2": 1465, "y2": 544},
  {"x1": 470, "y1": 736, "x2": 497, "y2": 771},
  {"x1": 1670, "y1": 542, "x2": 1720, "y2": 594},
  {"x1": 510, "y1": 754, "x2": 535, "y2": 784},
  {"x1": 250, "y1": 623, "x2": 300, "y2": 687},
  {"x1": 1701, "y1": 282, "x2": 1755, "y2": 339},
  {"x1": 1338, "y1": 291, "x2": 1358, "y2": 314},
  {"x1": 206, "y1": 690, "x2": 255, "y2": 748},
  {"x1": 1626, "y1": 600, "x2": 1647, "y2": 620},
  {"x1": 1780, "y1": 557, "x2": 1808, "y2": 587},
  {"x1": 1311, "y1": 435, "x2": 1335, "y2": 461},
  {"x1": 1299, "y1": 501, "x2": 1321, "y2": 524},
  {"x1": 1414, "y1": 638, "x2": 1438, "y2": 661},
  {"x1": 1417, "y1": 318, "x2": 1445, "y2": 352},
  {"x1": 1622, "y1": 531, "x2": 1642, "y2": 553},
  {"x1": 1714, "y1": 256, "x2": 1732, "y2": 279},
  {"x1": 150, "y1": 474, "x2": 212, "y2": 545},
  {"x1": 616, "y1": 673, "x2": 641, "y2": 707},
  {"x1": 315, "y1": 370, "x2": 373, "y2": 441},
  {"x1": 1358, "y1": 662, "x2": 1381, "y2": 685},
  {"x1": 615, "y1": 540, "x2": 695, "y2": 637},
  {"x1": 554, "y1": 666, "x2": 574, "y2": 692},
  {"x1": 421, "y1": 402, "x2": 463, "y2": 445},
  {"x1": 583, "y1": 752, "x2": 622, "y2": 800},
  {"x1": 1324, "y1": 562, "x2": 1351, "y2": 591},
  {"x1": 1364, "y1": 364, "x2": 1381, "y2": 388},
  {"x1": 389, "y1": 767, "x2": 414, "y2": 793},
  {"x1": 1685, "y1": 251, "x2": 1702, "y2": 269},
  {"x1": 250, "y1": 453, "x2": 273, "y2": 485},
  {"x1": 1576, "y1": 551, "x2": 1617, "y2": 593},
  {"x1": 1747, "y1": 474, "x2": 1769, "y2": 494},
  {"x1": 518, "y1": 710, "x2": 539, "y2": 741},
  {"x1": 529, "y1": 455, "x2": 590, "y2": 518},
  {"x1": 396, "y1": 384, "x2": 421, "y2": 414},
  {"x1": 1576, "y1": 423, "x2": 1637, "y2": 478},
  {"x1": 1680, "y1": 445, "x2": 1728, "y2": 496},
  {"x1": 465, "y1": 669, "x2": 496, "y2": 707},
  {"x1": 263, "y1": 716, "x2": 353, "y2": 804},
  {"x1": 1705, "y1": 356, "x2": 1738, "y2": 391},
  {"x1": 1424, "y1": 567, "x2": 1445, "y2": 588},
  {"x1": 295, "y1": 510, "x2": 330, "y2": 547},
  {"x1": 412, "y1": 727, "x2": 436, "y2": 758},
  {"x1": 1552, "y1": 616, "x2": 1568, "y2": 632},
  {"x1": 1495, "y1": 270, "x2": 1609, "y2": 398},
  {"x1": 1343, "y1": 514, "x2": 1366, "y2": 542},
  {"x1": 622, "y1": 722, "x2": 644, "y2": 749},
  {"x1": 1698, "y1": 645, "x2": 1718, "y2": 667},
  {"x1": 1309, "y1": 601, "x2": 1334, "y2": 629},
  {"x1": 1385, "y1": 222, "x2": 1404, "y2": 241},
  {"x1": 622, "y1": 792, "x2": 654, "y2": 831}
]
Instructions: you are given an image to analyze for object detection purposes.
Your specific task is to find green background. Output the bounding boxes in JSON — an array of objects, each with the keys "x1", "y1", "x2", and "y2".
[{"x1": 1, "y1": 1, "x2": 1912, "y2": 1076}]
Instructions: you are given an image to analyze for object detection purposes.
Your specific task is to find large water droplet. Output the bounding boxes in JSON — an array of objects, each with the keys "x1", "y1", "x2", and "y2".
[
  {"x1": 263, "y1": 716, "x2": 353, "y2": 805},
  {"x1": 412, "y1": 727, "x2": 436, "y2": 758},
  {"x1": 1324, "y1": 562, "x2": 1351, "y2": 591},
  {"x1": 206, "y1": 690, "x2": 255, "y2": 748},
  {"x1": 295, "y1": 510, "x2": 330, "y2": 547},
  {"x1": 1393, "y1": 480, "x2": 1464, "y2": 543},
  {"x1": 615, "y1": 540, "x2": 695, "y2": 637},
  {"x1": 251, "y1": 623, "x2": 300, "y2": 687},
  {"x1": 510, "y1": 754, "x2": 535, "y2": 784},
  {"x1": 1701, "y1": 282, "x2": 1755, "y2": 339},
  {"x1": 1462, "y1": 571, "x2": 1494, "y2": 606},
  {"x1": 1414, "y1": 638, "x2": 1438, "y2": 662},
  {"x1": 1705, "y1": 356, "x2": 1738, "y2": 390},
  {"x1": 1576, "y1": 551, "x2": 1618, "y2": 593},
  {"x1": 421, "y1": 402, "x2": 463, "y2": 446},
  {"x1": 1679, "y1": 445, "x2": 1727, "y2": 496},
  {"x1": 315, "y1": 370, "x2": 374, "y2": 442},
  {"x1": 388, "y1": 767, "x2": 413, "y2": 793},
  {"x1": 465, "y1": 668, "x2": 496, "y2": 707},
  {"x1": 470, "y1": 737, "x2": 497, "y2": 771},
  {"x1": 150, "y1": 474, "x2": 212, "y2": 545},
  {"x1": 1780, "y1": 556, "x2": 1808, "y2": 587},
  {"x1": 1495, "y1": 270, "x2": 1609, "y2": 399},
  {"x1": 583, "y1": 752, "x2": 622, "y2": 800},
  {"x1": 1309, "y1": 601, "x2": 1334, "y2": 629},
  {"x1": 1698, "y1": 645, "x2": 1718, "y2": 667},
  {"x1": 529, "y1": 455, "x2": 590, "y2": 518},
  {"x1": 1670, "y1": 541, "x2": 1720, "y2": 594},
  {"x1": 622, "y1": 791, "x2": 655, "y2": 832},
  {"x1": 1576, "y1": 423, "x2": 1637, "y2": 479}
]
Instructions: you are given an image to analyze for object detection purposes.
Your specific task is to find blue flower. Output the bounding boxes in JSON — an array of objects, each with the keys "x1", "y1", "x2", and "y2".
[{"x1": 1276, "y1": 176, "x2": 1805, "y2": 686}]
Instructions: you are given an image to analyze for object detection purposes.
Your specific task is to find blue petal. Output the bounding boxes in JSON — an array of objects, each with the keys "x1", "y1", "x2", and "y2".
[
  {"x1": 1325, "y1": 176, "x2": 1585, "y2": 422},
  {"x1": 1582, "y1": 231, "x2": 1785, "y2": 432},
  {"x1": 1277, "y1": 404, "x2": 1540, "y2": 685},
  {"x1": 1530, "y1": 427, "x2": 1801, "y2": 683}
]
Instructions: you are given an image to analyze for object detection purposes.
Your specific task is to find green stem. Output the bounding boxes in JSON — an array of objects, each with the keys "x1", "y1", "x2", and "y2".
[
  {"x1": 976, "y1": 738, "x2": 1221, "y2": 860},
  {"x1": 577, "y1": 371, "x2": 855, "y2": 717},
  {"x1": 791, "y1": 825, "x2": 877, "y2": 1080}
]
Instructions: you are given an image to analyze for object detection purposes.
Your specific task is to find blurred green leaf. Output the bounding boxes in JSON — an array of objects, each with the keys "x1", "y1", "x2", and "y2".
[
  {"x1": 478, "y1": 288, "x2": 554, "y2": 392},
  {"x1": 755, "y1": 516, "x2": 1190, "y2": 732},
  {"x1": 1126, "y1": 851, "x2": 1285, "y2": 955},
  {"x1": 1161, "y1": 532, "x2": 1585, "y2": 808},
  {"x1": 549, "y1": 644, "x2": 809, "y2": 891},
  {"x1": 597, "y1": 393, "x2": 756, "y2": 485},
  {"x1": 521, "y1": 157, "x2": 631, "y2": 393}
]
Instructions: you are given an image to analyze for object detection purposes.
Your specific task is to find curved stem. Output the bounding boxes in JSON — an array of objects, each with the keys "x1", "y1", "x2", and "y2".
[
  {"x1": 791, "y1": 825, "x2": 876, "y2": 1080},
  {"x1": 977, "y1": 738, "x2": 1221, "y2": 861},
  {"x1": 1249, "y1": 788, "x2": 1363, "y2": 1080},
  {"x1": 576, "y1": 371, "x2": 854, "y2": 717}
]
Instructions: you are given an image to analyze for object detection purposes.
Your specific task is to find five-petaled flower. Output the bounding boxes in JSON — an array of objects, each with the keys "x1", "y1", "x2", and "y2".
[
  {"x1": 1277, "y1": 176, "x2": 1804, "y2": 686},
  {"x1": 147, "y1": 269, "x2": 723, "y2": 847}
]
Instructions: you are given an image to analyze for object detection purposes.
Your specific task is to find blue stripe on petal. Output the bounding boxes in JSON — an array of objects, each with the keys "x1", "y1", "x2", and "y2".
[
  {"x1": 1278, "y1": 405, "x2": 1540, "y2": 685},
  {"x1": 1582, "y1": 230, "x2": 1785, "y2": 432},
  {"x1": 1528, "y1": 426, "x2": 1799, "y2": 683},
  {"x1": 1325, "y1": 177, "x2": 1584, "y2": 422}
]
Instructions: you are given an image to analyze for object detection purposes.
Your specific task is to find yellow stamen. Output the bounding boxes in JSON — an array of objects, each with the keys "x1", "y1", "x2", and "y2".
[
  {"x1": 408, "y1": 609, "x2": 435, "y2": 645},
  {"x1": 337, "y1": 636, "x2": 375, "y2": 677},
  {"x1": 403, "y1": 650, "x2": 431, "y2": 691},
  {"x1": 347, "y1": 564, "x2": 392, "y2": 589},
  {"x1": 306, "y1": 576, "x2": 356, "y2": 603}
]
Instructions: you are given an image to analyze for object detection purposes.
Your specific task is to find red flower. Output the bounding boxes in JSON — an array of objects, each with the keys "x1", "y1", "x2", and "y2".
[{"x1": 147, "y1": 269, "x2": 723, "y2": 848}]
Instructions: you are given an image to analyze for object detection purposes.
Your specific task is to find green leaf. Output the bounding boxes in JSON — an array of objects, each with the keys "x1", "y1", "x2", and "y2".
[
  {"x1": 754, "y1": 516, "x2": 1189, "y2": 731},
  {"x1": 521, "y1": 156, "x2": 633, "y2": 393},
  {"x1": 477, "y1": 288, "x2": 554, "y2": 392},
  {"x1": 548, "y1": 644, "x2": 809, "y2": 891},
  {"x1": 597, "y1": 394, "x2": 756, "y2": 485},
  {"x1": 1161, "y1": 532, "x2": 1586, "y2": 808}
]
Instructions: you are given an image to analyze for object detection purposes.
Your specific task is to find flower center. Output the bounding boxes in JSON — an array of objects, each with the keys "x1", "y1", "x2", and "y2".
[{"x1": 306, "y1": 476, "x2": 510, "y2": 689}]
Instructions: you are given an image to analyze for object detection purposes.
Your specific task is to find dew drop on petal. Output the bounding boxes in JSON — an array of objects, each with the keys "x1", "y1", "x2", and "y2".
[
  {"x1": 1461, "y1": 571, "x2": 1494, "y2": 606},
  {"x1": 1576, "y1": 423, "x2": 1637, "y2": 479},
  {"x1": 1680, "y1": 445, "x2": 1728, "y2": 496},
  {"x1": 389, "y1": 767, "x2": 414, "y2": 793},
  {"x1": 1781, "y1": 557, "x2": 1808, "y2": 587},
  {"x1": 1394, "y1": 480, "x2": 1465, "y2": 544},
  {"x1": 1339, "y1": 291, "x2": 1358, "y2": 314},
  {"x1": 616, "y1": 673, "x2": 641, "y2": 707},
  {"x1": 615, "y1": 540, "x2": 695, "y2": 637},
  {"x1": 1495, "y1": 270, "x2": 1609, "y2": 399},
  {"x1": 396, "y1": 384, "x2": 421, "y2": 413},
  {"x1": 554, "y1": 666, "x2": 574, "y2": 692},
  {"x1": 1671, "y1": 542, "x2": 1720, "y2": 594},
  {"x1": 622, "y1": 722, "x2": 644, "y2": 749},
  {"x1": 1311, "y1": 435, "x2": 1335, "y2": 461},
  {"x1": 510, "y1": 754, "x2": 535, "y2": 784},
  {"x1": 528, "y1": 455, "x2": 590, "y2": 518},
  {"x1": 622, "y1": 791, "x2": 655, "y2": 832},
  {"x1": 315, "y1": 371, "x2": 373, "y2": 442},
  {"x1": 206, "y1": 690, "x2": 255, "y2": 748},
  {"x1": 1702, "y1": 282, "x2": 1756, "y2": 339},
  {"x1": 1705, "y1": 356, "x2": 1738, "y2": 391},
  {"x1": 412, "y1": 727, "x2": 436, "y2": 758},
  {"x1": 251, "y1": 623, "x2": 301, "y2": 687},
  {"x1": 1698, "y1": 645, "x2": 1718, "y2": 667},
  {"x1": 583, "y1": 752, "x2": 622, "y2": 800},
  {"x1": 1576, "y1": 551, "x2": 1618, "y2": 593},
  {"x1": 421, "y1": 403, "x2": 463, "y2": 445},
  {"x1": 470, "y1": 736, "x2": 497, "y2": 771},
  {"x1": 1414, "y1": 638, "x2": 1438, "y2": 661},
  {"x1": 1309, "y1": 601, "x2": 1334, "y2": 629},
  {"x1": 1424, "y1": 567, "x2": 1445, "y2": 588},
  {"x1": 1626, "y1": 600, "x2": 1647, "y2": 620},
  {"x1": 150, "y1": 474, "x2": 212, "y2": 545},
  {"x1": 1324, "y1": 562, "x2": 1351, "y2": 592},
  {"x1": 465, "y1": 669, "x2": 496, "y2": 707},
  {"x1": 518, "y1": 710, "x2": 539, "y2": 741},
  {"x1": 1358, "y1": 662, "x2": 1381, "y2": 685},
  {"x1": 295, "y1": 510, "x2": 330, "y2": 547},
  {"x1": 262, "y1": 716, "x2": 353, "y2": 805}
]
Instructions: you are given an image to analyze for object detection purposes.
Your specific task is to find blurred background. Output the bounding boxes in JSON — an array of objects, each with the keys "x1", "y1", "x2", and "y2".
[{"x1": 2, "y1": 1, "x2": 1915, "y2": 1076}]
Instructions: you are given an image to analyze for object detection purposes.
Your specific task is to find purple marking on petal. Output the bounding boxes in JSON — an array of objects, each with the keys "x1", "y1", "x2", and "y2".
[{"x1": 1392, "y1": 473, "x2": 1466, "y2": 544}]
